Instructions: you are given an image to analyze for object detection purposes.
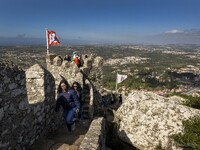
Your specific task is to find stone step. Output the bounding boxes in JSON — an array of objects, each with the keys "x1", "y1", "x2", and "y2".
[
  {"x1": 83, "y1": 96, "x2": 89, "y2": 100},
  {"x1": 82, "y1": 113, "x2": 90, "y2": 119},
  {"x1": 49, "y1": 143, "x2": 70, "y2": 150},
  {"x1": 82, "y1": 106, "x2": 89, "y2": 110},
  {"x1": 30, "y1": 121, "x2": 91, "y2": 150}
]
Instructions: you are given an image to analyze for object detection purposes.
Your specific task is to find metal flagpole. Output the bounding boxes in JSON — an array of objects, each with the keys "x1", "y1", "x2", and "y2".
[{"x1": 46, "y1": 28, "x2": 49, "y2": 55}]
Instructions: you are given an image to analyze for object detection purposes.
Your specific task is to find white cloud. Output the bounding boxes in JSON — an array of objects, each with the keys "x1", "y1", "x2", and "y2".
[
  {"x1": 165, "y1": 29, "x2": 184, "y2": 34},
  {"x1": 149, "y1": 28, "x2": 200, "y2": 44}
]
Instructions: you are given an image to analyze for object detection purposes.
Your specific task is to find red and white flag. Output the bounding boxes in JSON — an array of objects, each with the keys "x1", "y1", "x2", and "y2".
[
  {"x1": 47, "y1": 30, "x2": 60, "y2": 46},
  {"x1": 116, "y1": 73, "x2": 127, "y2": 84}
]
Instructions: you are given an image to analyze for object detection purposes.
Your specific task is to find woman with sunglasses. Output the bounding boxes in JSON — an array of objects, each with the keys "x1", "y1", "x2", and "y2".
[{"x1": 55, "y1": 79, "x2": 80, "y2": 132}]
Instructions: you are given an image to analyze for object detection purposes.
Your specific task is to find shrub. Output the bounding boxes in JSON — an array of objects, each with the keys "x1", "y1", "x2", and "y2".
[
  {"x1": 172, "y1": 116, "x2": 200, "y2": 150},
  {"x1": 172, "y1": 93, "x2": 200, "y2": 110}
]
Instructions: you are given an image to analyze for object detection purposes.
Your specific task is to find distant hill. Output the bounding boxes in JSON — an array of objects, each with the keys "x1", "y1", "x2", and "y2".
[
  {"x1": 0, "y1": 36, "x2": 109, "y2": 46},
  {"x1": 0, "y1": 35, "x2": 200, "y2": 46},
  {"x1": 0, "y1": 37, "x2": 45, "y2": 46}
]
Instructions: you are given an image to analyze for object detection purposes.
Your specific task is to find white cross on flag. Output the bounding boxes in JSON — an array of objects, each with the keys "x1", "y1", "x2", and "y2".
[{"x1": 116, "y1": 73, "x2": 127, "y2": 84}]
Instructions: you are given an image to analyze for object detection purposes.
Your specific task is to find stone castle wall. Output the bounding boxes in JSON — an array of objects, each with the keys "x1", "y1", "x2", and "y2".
[
  {"x1": 46, "y1": 53, "x2": 104, "y2": 118},
  {"x1": 46, "y1": 53, "x2": 103, "y2": 90},
  {"x1": 79, "y1": 117, "x2": 105, "y2": 150},
  {"x1": 0, "y1": 53, "x2": 105, "y2": 150},
  {"x1": 0, "y1": 62, "x2": 62, "y2": 150}
]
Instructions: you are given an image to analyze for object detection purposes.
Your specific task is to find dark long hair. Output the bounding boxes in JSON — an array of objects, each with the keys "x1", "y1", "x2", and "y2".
[
  {"x1": 57, "y1": 79, "x2": 69, "y2": 94},
  {"x1": 72, "y1": 81, "x2": 82, "y2": 91}
]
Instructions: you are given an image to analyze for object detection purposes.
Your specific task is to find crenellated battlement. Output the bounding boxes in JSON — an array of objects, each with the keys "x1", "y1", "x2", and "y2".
[
  {"x1": 45, "y1": 53, "x2": 103, "y2": 88},
  {"x1": 0, "y1": 53, "x2": 105, "y2": 150},
  {"x1": 0, "y1": 62, "x2": 62, "y2": 150}
]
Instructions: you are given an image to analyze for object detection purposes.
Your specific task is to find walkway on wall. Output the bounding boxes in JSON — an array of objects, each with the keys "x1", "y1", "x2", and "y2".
[
  {"x1": 30, "y1": 81, "x2": 94, "y2": 150},
  {"x1": 30, "y1": 119, "x2": 91, "y2": 150}
]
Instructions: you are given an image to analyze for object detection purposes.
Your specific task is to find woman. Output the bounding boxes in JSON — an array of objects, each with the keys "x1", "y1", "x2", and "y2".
[
  {"x1": 72, "y1": 82, "x2": 84, "y2": 120},
  {"x1": 55, "y1": 79, "x2": 80, "y2": 132}
]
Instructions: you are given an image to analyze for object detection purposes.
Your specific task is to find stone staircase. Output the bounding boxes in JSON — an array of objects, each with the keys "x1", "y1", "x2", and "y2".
[
  {"x1": 30, "y1": 119, "x2": 91, "y2": 150},
  {"x1": 29, "y1": 84, "x2": 93, "y2": 150},
  {"x1": 81, "y1": 84, "x2": 91, "y2": 119}
]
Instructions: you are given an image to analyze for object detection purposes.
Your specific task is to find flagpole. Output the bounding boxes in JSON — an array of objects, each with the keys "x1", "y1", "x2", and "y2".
[
  {"x1": 45, "y1": 28, "x2": 49, "y2": 55},
  {"x1": 115, "y1": 72, "x2": 118, "y2": 92}
]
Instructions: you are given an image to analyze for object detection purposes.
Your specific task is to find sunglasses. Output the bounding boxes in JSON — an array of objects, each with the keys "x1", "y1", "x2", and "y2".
[{"x1": 73, "y1": 85, "x2": 78, "y2": 87}]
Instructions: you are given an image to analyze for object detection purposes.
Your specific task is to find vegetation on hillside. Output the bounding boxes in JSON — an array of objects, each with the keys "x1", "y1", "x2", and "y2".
[
  {"x1": 172, "y1": 116, "x2": 200, "y2": 150},
  {"x1": 1, "y1": 45, "x2": 200, "y2": 149},
  {"x1": 167, "y1": 93, "x2": 200, "y2": 150},
  {"x1": 102, "y1": 66, "x2": 179, "y2": 91},
  {"x1": 1, "y1": 45, "x2": 199, "y2": 91},
  {"x1": 170, "y1": 93, "x2": 200, "y2": 109}
]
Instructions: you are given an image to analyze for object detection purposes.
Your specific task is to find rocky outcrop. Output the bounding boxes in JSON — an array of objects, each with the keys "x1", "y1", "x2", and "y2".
[{"x1": 115, "y1": 91, "x2": 200, "y2": 150}]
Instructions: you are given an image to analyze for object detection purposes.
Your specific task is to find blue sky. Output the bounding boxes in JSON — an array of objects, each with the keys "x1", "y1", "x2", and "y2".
[{"x1": 1, "y1": 0, "x2": 200, "y2": 45}]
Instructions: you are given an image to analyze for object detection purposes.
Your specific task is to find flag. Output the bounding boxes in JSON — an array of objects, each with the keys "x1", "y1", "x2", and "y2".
[
  {"x1": 117, "y1": 73, "x2": 127, "y2": 84},
  {"x1": 47, "y1": 30, "x2": 60, "y2": 46}
]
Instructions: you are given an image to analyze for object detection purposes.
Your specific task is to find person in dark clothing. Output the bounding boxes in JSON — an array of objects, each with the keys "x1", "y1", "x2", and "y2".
[
  {"x1": 110, "y1": 94, "x2": 114, "y2": 105},
  {"x1": 63, "y1": 54, "x2": 71, "y2": 61},
  {"x1": 55, "y1": 79, "x2": 80, "y2": 132},
  {"x1": 72, "y1": 82, "x2": 84, "y2": 120},
  {"x1": 118, "y1": 94, "x2": 122, "y2": 105}
]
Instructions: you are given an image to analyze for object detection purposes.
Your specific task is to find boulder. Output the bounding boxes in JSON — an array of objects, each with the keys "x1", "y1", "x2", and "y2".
[{"x1": 115, "y1": 91, "x2": 200, "y2": 150}]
